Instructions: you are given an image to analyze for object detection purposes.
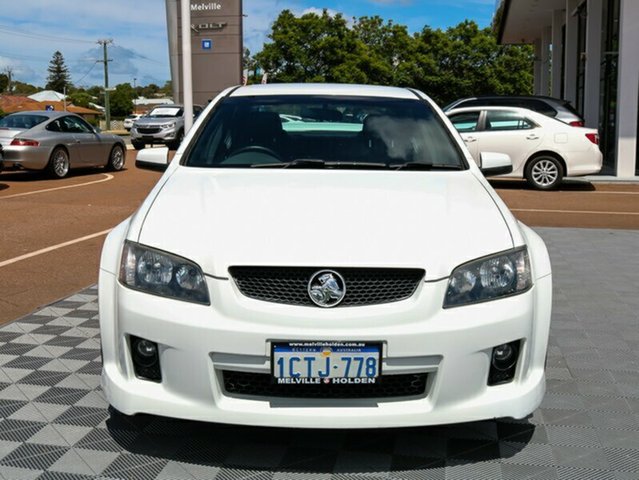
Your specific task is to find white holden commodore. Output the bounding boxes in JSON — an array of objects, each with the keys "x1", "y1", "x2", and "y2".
[{"x1": 99, "y1": 83, "x2": 552, "y2": 429}]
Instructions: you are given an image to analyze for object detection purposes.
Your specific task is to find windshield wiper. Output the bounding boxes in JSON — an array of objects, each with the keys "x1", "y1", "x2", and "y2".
[
  {"x1": 252, "y1": 159, "x2": 388, "y2": 169},
  {"x1": 390, "y1": 162, "x2": 463, "y2": 171},
  {"x1": 252, "y1": 159, "x2": 326, "y2": 169}
]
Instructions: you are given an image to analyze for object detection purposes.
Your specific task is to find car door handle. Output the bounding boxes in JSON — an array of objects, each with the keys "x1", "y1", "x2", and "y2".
[
  {"x1": 464, "y1": 136, "x2": 477, "y2": 143},
  {"x1": 526, "y1": 134, "x2": 539, "y2": 140}
]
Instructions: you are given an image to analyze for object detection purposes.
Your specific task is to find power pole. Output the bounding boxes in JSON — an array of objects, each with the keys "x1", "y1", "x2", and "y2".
[
  {"x1": 3, "y1": 67, "x2": 12, "y2": 93},
  {"x1": 97, "y1": 39, "x2": 113, "y2": 130}
]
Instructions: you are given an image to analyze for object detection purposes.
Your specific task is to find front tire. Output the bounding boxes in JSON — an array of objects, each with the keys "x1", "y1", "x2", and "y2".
[
  {"x1": 106, "y1": 144, "x2": 125, "y2": 171},
  {"x1": 47, "y1": 147, "x2": 70, "y2": 179},
  {"x1": 132, "y1": 141, "x2": 145, "y2": 151},
  {"x1": 525, "y1": 155, "x2": 563, "y2": 190}
]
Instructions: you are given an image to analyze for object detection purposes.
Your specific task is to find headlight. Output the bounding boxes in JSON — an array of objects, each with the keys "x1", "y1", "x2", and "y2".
[
  {"x1": 119, "y1": 241, "x2": 210, "y2": 304},
  {"x1": 444, "y1": 247, "x2": 532, "y2": 308},
  {"x1": 160, "y1": 122, "x2": 176, "y2": 129}
]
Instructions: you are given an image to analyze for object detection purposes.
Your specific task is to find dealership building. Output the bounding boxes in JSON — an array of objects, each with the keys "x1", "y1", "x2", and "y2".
[
  {"x1": 164, "y1": 0, "x2": 243, "y2": 106},
  {"x1": 496, "y1": 0, "x2": 638, "y2": 177}
]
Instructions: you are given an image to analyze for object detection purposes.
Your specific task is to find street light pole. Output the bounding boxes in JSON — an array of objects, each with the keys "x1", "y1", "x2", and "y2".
[{"x1": 180, "y1": 0, "x2": 193, "y2": 134}]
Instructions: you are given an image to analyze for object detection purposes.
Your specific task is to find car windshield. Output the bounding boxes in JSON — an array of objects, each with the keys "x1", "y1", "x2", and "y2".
[
  {"x1": 147, "y1": 107, "x2": 182, "y2": 118},
  {"x1": 0, "y1": 114, "x2": 48, "y2": 130},
  {"x1": 185, "y1": 95, "x2": 465, "y2": 170}
]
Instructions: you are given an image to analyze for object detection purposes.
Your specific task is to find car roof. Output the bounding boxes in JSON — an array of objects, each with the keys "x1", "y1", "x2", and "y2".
[
  {"x1": 455, "y1": 95, "x2": 568, "y2": 104},
  {"x1": 230, "y1": 83, "x2": 418, "y2": 100},
  {"x1": 4, "y1": 111, "x2": 76, "y2": 119},
  {"x1": 448, "y1": 106, "x2": 541, "y2": 115}
]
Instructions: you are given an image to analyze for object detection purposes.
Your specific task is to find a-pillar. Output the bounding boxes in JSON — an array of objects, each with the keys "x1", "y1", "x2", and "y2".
[{"x1": 615, "y1": 0, "x2": 639, "y2": 177}]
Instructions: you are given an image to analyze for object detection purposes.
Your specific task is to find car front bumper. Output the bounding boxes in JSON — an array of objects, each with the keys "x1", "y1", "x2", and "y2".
[
  {"x1": 130, "y1": 127, "x2": 179, "y2": 143},
  {"x1": 99, "y1": 264, "x2": 552, "y2": 429}
]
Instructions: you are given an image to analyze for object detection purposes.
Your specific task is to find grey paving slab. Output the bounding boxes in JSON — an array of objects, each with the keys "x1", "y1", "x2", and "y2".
[{"x1": 0, "y1": 227, "x2": 637, "y2": 479}]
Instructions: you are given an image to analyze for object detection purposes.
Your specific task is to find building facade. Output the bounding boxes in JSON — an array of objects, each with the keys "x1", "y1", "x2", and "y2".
[
  {"x1": 495, "y1": 0, "x2": 638, "y2": 177},
  {"x1": 165, "y1": 0, "x2": 243, "y2": 106}
]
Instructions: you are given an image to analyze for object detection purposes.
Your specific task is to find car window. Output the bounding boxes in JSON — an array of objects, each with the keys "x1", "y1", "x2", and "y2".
[
  {"x1": 485, "y1": 111, "x2": 535, "y2": 131},
  {"x1": 186, "y1": 95, "x2": 465, "y2": 170},
  {"x1": 523, "y1": 99, "x2": 557, "y2": 117},
  {"x1": 46, "y1": 119, "x2": 63, "y2": 132},
  {"x1": 60, "y1": 116, "x2": 93, "y2": 133},
  {"x1": 448, "y1": 112, "x2": 480, "y2": 132},
  {"x1": 148, "y1": 107, "x2": 182, "y2": 118},
  {"x1": 0, "y1": 114, "x2": 48, "y2": 129}
]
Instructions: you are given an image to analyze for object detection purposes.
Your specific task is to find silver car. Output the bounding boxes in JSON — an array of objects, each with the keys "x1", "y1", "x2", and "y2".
[
  {"x1": 0, "y1": 111, "x2": 126, "y2": 178},
  {"x1": 130, "y1": 104, "x2": 202, "y2": 150}
]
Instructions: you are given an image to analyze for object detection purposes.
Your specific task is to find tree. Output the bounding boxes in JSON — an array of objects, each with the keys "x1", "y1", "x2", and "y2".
[
  {"x1": 254, "y1": 12, "x2": 533, "y2": 104},
  {"x1": 255, "y1": 9, "x2": 369, "y2": 84},
  {"x1": 109, "y1": 83, "x2": 134, "y2": 117},
  {"x1": 46, "y1": 51, "x2": 72, "y2": 93},
  {"x1": 413, "y1": 21, "x2": 533, "y2": 105},
  {"x1": 11, "y1": 81, "x2": 38, "y2": 95},
  {"x1": 0, "y1": 73, "x2": 8, "y2": 93},
  {"x1": 68, "y1": 91, "x2": 93, "y2": 108}
]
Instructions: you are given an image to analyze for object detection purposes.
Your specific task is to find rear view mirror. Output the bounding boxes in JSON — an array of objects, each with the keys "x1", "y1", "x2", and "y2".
[
  {"x1": 479, "y1": 152, "x2": 513, "y2": 176},
  {"x1": 136, "y1": 147, "x2": 170, "y2": 171}
]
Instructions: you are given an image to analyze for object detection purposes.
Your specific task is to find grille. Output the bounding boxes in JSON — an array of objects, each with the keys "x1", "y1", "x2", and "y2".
[
  {"x1": 229, "y1": 267, "x2": 424, "y2": 307},
  {"x1": 222, "y1": 370, "x2": 428, "y2": 399},
  {"x1": 137, "y1": 127, "x2": 160, "y2": 134}
]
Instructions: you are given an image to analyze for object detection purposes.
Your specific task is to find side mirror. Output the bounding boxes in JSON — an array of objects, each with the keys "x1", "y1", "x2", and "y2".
[
  {"x1": 136, "y1": 147, "x2": 170, "y2": 171},
  {"x1": 93, "y1": 126, "x2": 101, "y2": 134},
  {"x1": 479, "y1": 152, "x2": 513, "y2": 176}
]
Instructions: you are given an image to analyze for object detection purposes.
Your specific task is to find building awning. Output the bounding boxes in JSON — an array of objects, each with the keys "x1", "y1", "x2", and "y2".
[{"x1": 496, "y1": 0, "x2": 565, "y2": 44}]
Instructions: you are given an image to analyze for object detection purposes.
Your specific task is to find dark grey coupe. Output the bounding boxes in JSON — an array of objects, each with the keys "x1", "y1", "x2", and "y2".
[{"x1": 0, "y1": 111, "x2": 126, "y2": 178}]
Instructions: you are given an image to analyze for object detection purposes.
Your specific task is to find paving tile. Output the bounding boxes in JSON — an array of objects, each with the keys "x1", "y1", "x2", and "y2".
[{"x1": 0, "y1": 228, "x2": 636, "y2": 479}]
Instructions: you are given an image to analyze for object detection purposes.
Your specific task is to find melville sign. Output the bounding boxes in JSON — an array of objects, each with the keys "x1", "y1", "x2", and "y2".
[
  {"x1": 191, "y1": 2, "x2": 222, "y2": 11},
  {"x1": 166, "y1": 0, "x2": 243, "y2": 105}
]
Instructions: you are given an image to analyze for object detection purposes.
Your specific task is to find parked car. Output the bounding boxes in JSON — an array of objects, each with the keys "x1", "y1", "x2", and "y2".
[
  {"x1": 0, "y1": 111, "x2": 126, "y2": 178},
  {"x1": 130, "y1": 104, "x2": 202, "y2": 150},
  {"x1": 100, "y1": 83, "x2": 552, "y2": 429},
  {"x1": 444, "y1": 96, "x2": 585, "y2": 127},
  {"x1": 0, "y1": 145, "x2": 4, "y2": 173},
  {"x1": 123, "y1": 113, "x2": 144, "y2": 131},
  {"x1": 446, "y1": 106, "x2": 602, "y2": 189}
]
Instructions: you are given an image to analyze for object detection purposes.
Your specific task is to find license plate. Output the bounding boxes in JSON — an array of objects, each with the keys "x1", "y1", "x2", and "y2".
[{"x1": 272, "y1": 341, "x2": 381, "y2": 384}]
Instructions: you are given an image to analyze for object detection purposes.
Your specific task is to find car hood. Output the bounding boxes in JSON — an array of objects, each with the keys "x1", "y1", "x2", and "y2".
[{"x1": 137, "y1": 168, "x2": 514, "y2": 280}]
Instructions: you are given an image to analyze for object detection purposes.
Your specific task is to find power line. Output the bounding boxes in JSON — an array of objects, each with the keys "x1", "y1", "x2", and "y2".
[
  {"x1": 74, "y1": 61, "x2": 99, "y2": 85},
  {"x1": 0, "y1": 24, "x2": 94, "y2": 44}
]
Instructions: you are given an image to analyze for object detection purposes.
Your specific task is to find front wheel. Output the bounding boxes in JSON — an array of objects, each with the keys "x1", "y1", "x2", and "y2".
[
  {"x1": 525, "y1": 155, "x2": 563, "y2": 190},
  {"x1": 106, "y1": 144, "x2": 125, "y2": 171},
  {"x1": 132, "y1": 141, "x2": 145, "y2": 151},
  {"x1": 47, "y1": 147, "x2": 70, "y2": 179}
]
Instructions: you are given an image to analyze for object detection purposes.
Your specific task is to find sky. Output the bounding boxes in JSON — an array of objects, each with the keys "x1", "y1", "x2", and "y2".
[{"x1": 0, "y1": 0, "x2": 495, "y2": 89}]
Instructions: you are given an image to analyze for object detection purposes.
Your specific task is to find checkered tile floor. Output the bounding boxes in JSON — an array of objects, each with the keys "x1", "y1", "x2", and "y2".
[{"x1": 1, "y1": 227, "x2": 639, "y2": 479}]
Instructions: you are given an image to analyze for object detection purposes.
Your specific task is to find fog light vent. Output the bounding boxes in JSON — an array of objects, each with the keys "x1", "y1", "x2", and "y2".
[
  {"x1": 130, "y1": 336, "x2": 161, "y2": 382},
  {"x1": 488, "y1": 340, "x2": 520, "y2": 386}
]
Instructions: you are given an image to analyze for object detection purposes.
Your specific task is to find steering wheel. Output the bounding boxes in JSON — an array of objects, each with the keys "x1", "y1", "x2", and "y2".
[{"x1": 228, "y1": 145, "x2": 283, "y2": 162}]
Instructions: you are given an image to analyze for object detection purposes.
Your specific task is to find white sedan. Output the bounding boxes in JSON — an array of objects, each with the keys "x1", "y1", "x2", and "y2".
[
  {"x1": 99, "y1": 83, "x2": 552, "y2": 429},
  {"x1": 446, "y1": 106, "x2": 602, "y2": 189}
]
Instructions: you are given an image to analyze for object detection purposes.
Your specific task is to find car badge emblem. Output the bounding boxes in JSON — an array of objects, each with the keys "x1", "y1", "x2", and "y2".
[{"x1": 308, "y1": 270, "x2": 346, "y2": 308}]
